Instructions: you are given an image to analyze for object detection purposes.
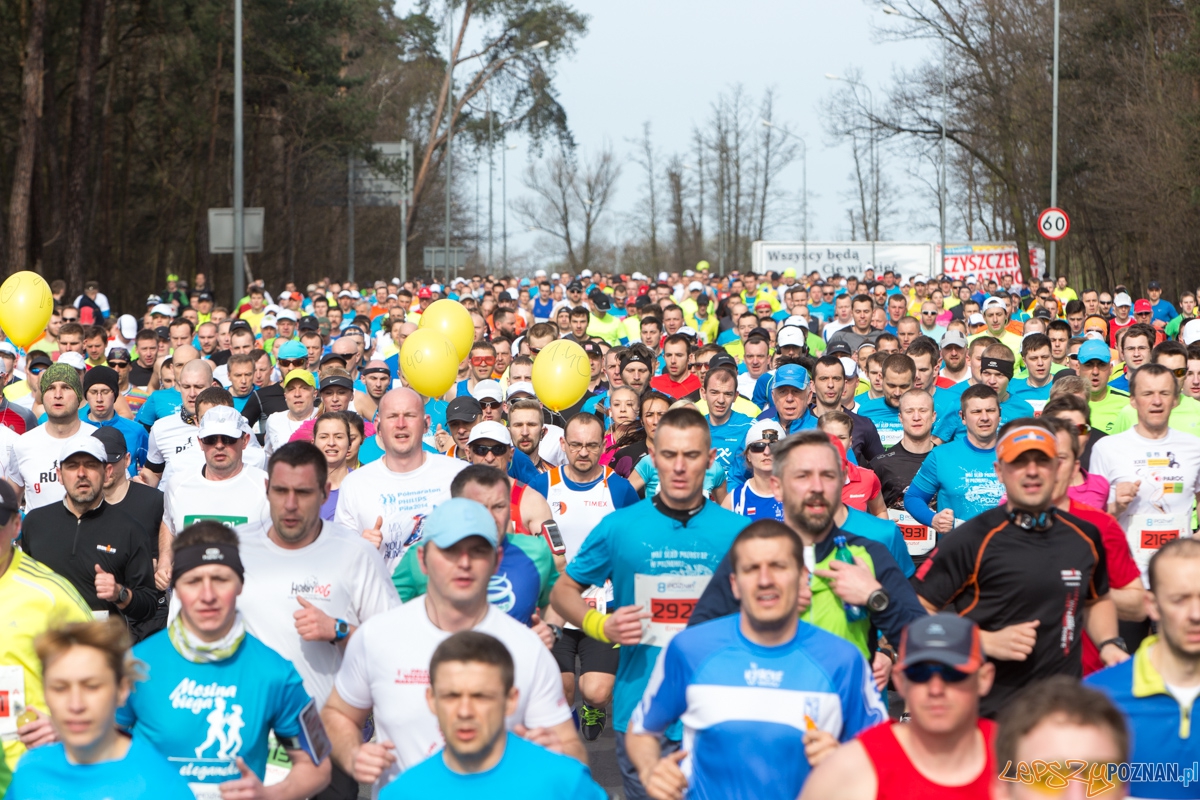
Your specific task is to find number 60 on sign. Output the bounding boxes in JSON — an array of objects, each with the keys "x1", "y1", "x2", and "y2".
[{"x1": 1038, "y1": 207, "x2": 1070, "y2": 241}]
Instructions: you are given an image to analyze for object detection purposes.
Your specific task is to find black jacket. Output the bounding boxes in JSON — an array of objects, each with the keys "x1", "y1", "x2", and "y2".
[{"x1": 21, "y1": 500, "x2": 158, "y2": 622}]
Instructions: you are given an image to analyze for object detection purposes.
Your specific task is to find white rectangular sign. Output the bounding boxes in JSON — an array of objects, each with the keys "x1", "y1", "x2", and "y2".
[{"x1": 752, "y1": 241, "x2": 936, "y2": 278}]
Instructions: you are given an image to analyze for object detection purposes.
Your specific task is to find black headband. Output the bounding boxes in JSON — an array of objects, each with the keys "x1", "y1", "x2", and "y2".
[
  {"x1": 621, "y1": 353, "x2": 650, "y2": 370},
  {"x1": 171, "y1": 543, "x2": 244, "y2": 587},
  {"x1": 980, "y1": 357, "x2": 1014, "y2": 379}
]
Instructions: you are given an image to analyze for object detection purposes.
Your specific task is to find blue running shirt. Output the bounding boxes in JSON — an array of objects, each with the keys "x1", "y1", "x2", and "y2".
[
  {"x1": 904, "y1": 437, "x2": 1003, "y2": 526},
  {"x1": 6, "y1": 735, "x2": 193, "y2": 800}
]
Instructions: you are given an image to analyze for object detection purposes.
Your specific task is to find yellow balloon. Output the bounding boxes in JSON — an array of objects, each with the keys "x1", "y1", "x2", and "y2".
[
  {"x1": 418, "y1": 299, "x2": 474, "y2": 361},
  {"x1": 399, "y1": 328, "x2": 460, "y2": 398},
  {"x1": 531, "y1": 339, "x2": 590, "y2": 411},
  {"x1": 0, "y1": 271, "x2": 53, "y2": 349}
]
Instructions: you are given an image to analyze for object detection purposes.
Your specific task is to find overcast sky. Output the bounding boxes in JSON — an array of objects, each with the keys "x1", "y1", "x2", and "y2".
[{"x1": 425, "y1": 0, "x2": 936, "y2": 267}]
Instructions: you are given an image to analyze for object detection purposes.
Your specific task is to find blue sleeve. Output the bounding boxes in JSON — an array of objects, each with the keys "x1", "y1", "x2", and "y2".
[
  {"x1": 883, "y1": 522, "x2": 915, "y2": 578},
  {"x1": 932, "y1": 412, "x2": 961, "y2": 443},
  {"x1": 752, "y1": 372, "x2": 773, "y2": 409},
  {"x1": 837, "y1": 648, "x2": 888, "y2": 741},
  {"x1": 508, "y1": 449, "x2": 540, "y2": 485},
  {"x1": 134, "y1": 394, "x2": 159, "y2": 428},
  {"x1": 132, "y1": 426, "x2": 150, "y2": 470},
  {"x1": 629, "y1": 640, "x2": 690, "y2": 736},
  {"x1": 634, "y1": 457, "x2": 654, "y2": 482},
  {"x1": 566, "y1": 519, "x2": 614, "y2": 588},
  {"x1": 689, "y1": 552, "x2": 737, "y2": 625},
  {"x1": 904, "y1": 450, "x2": 939, "y2": 527},
  {"x1": 608, "y1": 476, "x2": 641, "y2": 509},
  {"x1": 270, "y1": 661, "x2": 312, "y2": 740},
  {"x1": 527, "y1": 473, "x2": 549, "y2": 499}
]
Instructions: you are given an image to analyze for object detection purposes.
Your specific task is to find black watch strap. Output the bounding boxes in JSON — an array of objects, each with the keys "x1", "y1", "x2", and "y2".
[{"x1": 1098, "y1": 637, "x2": 1128, "y2": 653}]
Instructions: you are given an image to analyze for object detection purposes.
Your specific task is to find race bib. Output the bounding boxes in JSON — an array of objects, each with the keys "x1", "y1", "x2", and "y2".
[
  {"x1": 633, "y1": 573, "x2": 711, "y2": 648},
  {"x1": 879, "y1": 427, "x2": 903, "y2": 448},
  {"x1": 1028, "y1": 399, "x2": 1048, "y2": 415},
  {"x1": 564, "y1": 581, "x2": 611, "y2": 631},
  {"x1": 1130, "y1": 513, "x2": 1191, "y2": 568},
  {"x1": 0, "y1": 665, "x2": 25, "y2": 739},
  {"x1": 889, "y1": 508, "x2": 935, "y2": 556}
]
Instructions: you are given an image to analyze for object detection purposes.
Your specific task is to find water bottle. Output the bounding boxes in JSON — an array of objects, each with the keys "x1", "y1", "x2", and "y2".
[{"x1": 833, "y1": 535, "x2": 868, "y2": 622}]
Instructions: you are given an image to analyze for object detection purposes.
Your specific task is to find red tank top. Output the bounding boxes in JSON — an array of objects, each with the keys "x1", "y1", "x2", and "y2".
[
  {"x1": 858, "y1": 718, "x2": 995, "y2": 800},
  {"x1": 510, "y1": 481, "x2": 530, "y2": 535}
]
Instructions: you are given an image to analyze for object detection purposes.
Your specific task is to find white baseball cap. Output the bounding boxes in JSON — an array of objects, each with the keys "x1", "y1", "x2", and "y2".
[
  {"x1": 688, "y1": 281, "x2": 704, "y2": 293},
  {"x1": 58, "y1": 352, "x2": 87, "y2": 371},
  {"x1": 470, "y1": 379, "x2": 504, "y2": 403},
  {"x1": 777, "y1": 327, "x2": 807, "y2": 348},
  {"x1": 275, "y1": 309, "x2": 297, "y2": 322},
  {"x1": 197, "y1": 406, "x2": 251, "y2": 440},
  {"x1": 839, "y1": 356, "x2": 859, "y2": 378},
  {"x1": 534, "y1": 269, "x2": 547, "y2": 278},
  {"x1": 260, "y1": 316, "x2": 277, "y2": 329},
  {"x1": 467, "y1": 420, "x2": 512, "y2": 446},
  {"x1": 580, "y1": 269, "x2": 593, "y2": 278},
  {"x1": 58, "y1": 435, "x2": 109, "y2": 465},
  {"x1": 1113, "y1": 292, "x2": 1133, "y2": 308},
  {"x1": 968, "y1": 313, "x2": 985, "y2": 326},
  {"x1": 118, "y1": 314, "x2": 138, "y2": 340},
  {"x1": 784, "y1": 315, "x2": 809, "y2": 330},
  {"x1": 1183, "y1": 319, "x2": 1200, "y2": 346},
  {"x1": 506, "y1": 381, "x2": 536, "y2": 400},
  {"x1": 150, "y1": 303, "x2": 176, "y2": 318},
  {"x1": 982, "y1": 296, "x2": 1007, "y2": 311}
]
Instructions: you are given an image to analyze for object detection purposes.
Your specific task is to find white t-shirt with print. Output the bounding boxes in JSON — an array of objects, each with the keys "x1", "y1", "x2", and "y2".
[
  {"x1": 1089, "y1": 427, "x2": 1200, "y2": 580},
  {"x1": 264, "y1": 409, "x2": 316, "y2": 457},
  {"x1": 163, "y1": 464, "x2": 270, "y2": 535},
  {"x1": 7, "y1": 423, "x2": 97, "y2": 511},
  {"x1": 334, "y1": 600, "x2": 570, "y2": 791},
  {"x1": 146, "y1": 411, "x2": 198, "y2": 467},
  {"x1": 237, "y1": 523, "x2": 401, "y2": 708},
  {"x1": 333, "y1": 454, "x2": 467, "y2": 571},
  {"x1": 158, "y1": 434, "x2": 267, "y2": 494}
]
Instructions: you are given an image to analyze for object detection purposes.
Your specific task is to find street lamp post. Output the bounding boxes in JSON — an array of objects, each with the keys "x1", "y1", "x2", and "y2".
[
  {"x1": 503, "y1": 141, "x2": 516, "y2": 271},
  {"x1": 826, "y1": 73, "x2": 877, "y2": 270},
  {"x1": 761, "y1": 120, "x2": 807, "y2": 271},
  {"x1": 1049, "y1": 0, "x2": 1061, "y2": 280}
]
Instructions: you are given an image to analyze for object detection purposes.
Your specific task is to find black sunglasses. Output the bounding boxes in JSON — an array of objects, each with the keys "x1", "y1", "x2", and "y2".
[
  {"x1": 199, "y1": 434, "x2": 240, "y2": 447},
  {"x1": 277, "y1": 358, "x2": 306, "y2": 370},
  {"x1": 108, "y1": 361, "x2": 130, "y2": 369},
  {"x1": 470, "y1": 442, "x2": 508, "y2": 457},
  {"x1": 747, "y1": 441, "x2": 773, "y2": 454},
  {"x1": 903, "y1": 662, "x2": 970, "y2": 684}
]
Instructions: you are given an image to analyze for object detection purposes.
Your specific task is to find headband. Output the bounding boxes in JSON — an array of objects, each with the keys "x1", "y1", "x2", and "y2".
[
  {"x1": 979, "y1": 357, "x2": 1014, "y2": 379},
  {"x1": 171, "y1": 543, "x2": 245, "y2": 587},
  {"x1": 621, "y1": 353, "x2": 650, "y2": 370}
]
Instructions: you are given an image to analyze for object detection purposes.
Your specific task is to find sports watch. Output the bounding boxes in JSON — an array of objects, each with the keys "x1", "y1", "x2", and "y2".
[
  {"x1": 333, "y1": 619, "x2": 350, "y2": 642},
  {"x1": 1097, "y1": 636, "x2": 1128, "y2": 654},
  {"x1": 866, "y1": 588, "x2": 890, "y2": 613}
]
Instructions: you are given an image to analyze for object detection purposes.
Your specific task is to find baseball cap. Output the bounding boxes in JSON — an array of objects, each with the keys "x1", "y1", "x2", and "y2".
[
  {"x1": 422, "y1": 498, "x2": 498, "y2": 550},
  {"x1": 1077, "y1": 339, "x2": 1112, "y2": 365},
  {"x1": 150, "y1": 303, "x2": 176, "y2": 318},
  {"x1": 277, "y1": 340, "x2": 308, "y2": 360},
  {"x1": 745, "y1": 419, "x2": 785, "y2": 449},
  {"x1": 688, "y1": 281, "x2": 704, "y2": 293},
  {"x1": 417, "y1": 287, "x2": 432, "y2": 299},
  {"x1": 967, "y1": 313, "x2": 985, "y2": 327},
  {"x1": 777, "y1": 327, "x2": 807, "y2": 349},
  {"x1": 1133, "y1": 299, "x2": 1152, "y2": 314},
  {"x1": 260, "y1": 316, "x2": 277, "y2": 329},
  {"x1": 1113, "y1": 292, "x2": 1133, "y2": 308},
  {"x1": 445, "y1": 396, "x2": 482, "y2": 423},
  {"x1": 0, "y1": 481, "x2": 17, "y2": 515},
  {"x1": 146, "y1": 294, "x2": 162, "y2": 306},
  {"x1": 467, "y1": 420, "x2": 512, "y2": 446},
  {"x1": 0, "y1": 342, "x2": 17, "y2": 359},
  {"x1": 58, "y1": 435, "x2": 109, "y2": 465},
  {"x1": 298, "y1": 315, "x2": 320, "y2": 332},
  {"x1": 940, "y1": 330, "x2": 968, "y2": 349},
  {"x1": 839, "y1": 356, "x2": 859, "y2": 378},
  {"x1": 1183, "y1": 319, "x2": 1200, "y2": 346},
  {"x1": 996, "y1": 424, "x2": 1058, "y2": 463},
  {"x1": 773, "y1": 363, "x2": 810, "y2": 392},
  {"x1": 319, "y1": 373, "x2": 355, "y2": 392},
  {"x1": 319, "y1": 352, "x2": 348, "y2": 368},
  {"x1": 896, "y1": 613, "x2": 986, "y2": 673},
  {"x1": 118, "y1": 314, "x2": 138, "y2": 340},
  {"x1": 825, "y1": 341, "x2": 852, "y2": 357},
  {"x1": 567, "y1": 281, "x2": 584, "y2": 293},
  {"x1": 283, "y1": 369, "x2": 316, "y2": 388},
  {"x1": 506, "y1": 381, "x2": 536, "y2": 400},
  {"x1": 275, "y1": 309, "x2": 298, "y2": 322},
  {"x1": 581, "y1": 342, "x2": 604, "y2": 359},
  {"x1": 784, "y1": 315, "x2": 809, "y2": 331},
  {"x1": 91, "y1": 427, "x2": 128, "y2": 463},
  {"x1": 1148, "y1": 280, "x2": 1162, "y2": 290},
  {"x1": 1031, "y1": 306, "x2": 1052, "y2": 320},
  {"x1": 707, "y1": 354, "x2": 739, "y2": 373},
  {"x1": 982, "y1": 296, "x2": 1007, "y2": 311},
  {"x1": 27, "y1": 351, "x2": 53, "y2": 370},
  {"x1": 590, "y1": 292, "x2": 611, "y2": 311},
  {"x1": 197, "y1": 406, "x2": 251, "y2": 440},
  {"x1": 58, "y1": 352, "x2": 87, "y2": 371},
  {"x1": 470, "y1": 379, "x2": 504, "y2": 403},
  {"x1": 677, "y1": 326, "x2": 698, "y2": 340}
]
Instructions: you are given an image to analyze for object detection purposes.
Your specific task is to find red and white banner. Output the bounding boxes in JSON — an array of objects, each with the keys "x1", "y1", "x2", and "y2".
[{"x1": 941, "y1": 244, "x2": 1044, "y2": 286}]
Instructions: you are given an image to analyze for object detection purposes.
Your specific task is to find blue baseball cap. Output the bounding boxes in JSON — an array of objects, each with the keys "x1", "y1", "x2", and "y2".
[
  {"x1": 774, "y1": 363, "x2": 811, "y2": 392},
  {"x1": 1077, "y1": 339, "x2": 1111, "y2": 365},
  {"x1": 422, "y1": 498, "x2": 499, "y2": 550},
  {"x1": 277, "y1": 340, "x2": 308, "y2": 360}
]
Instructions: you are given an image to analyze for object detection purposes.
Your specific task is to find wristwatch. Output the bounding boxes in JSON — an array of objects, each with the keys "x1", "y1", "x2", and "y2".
[
  {"x1": 1097, "y1": 636, "x2": 1128, "y2": 654},
  {"x1": 547, "y1": 624, "x2": 564, "y2": 642},
  {"x1": 117, "y1": 586, "x2": 131, "y2": 605},
  {"x1": 866, "y1": 588, "x2": 890, "y2": 613},
  {"x1": 332, "y1": 619, "x2": 350, "y2": 642}
]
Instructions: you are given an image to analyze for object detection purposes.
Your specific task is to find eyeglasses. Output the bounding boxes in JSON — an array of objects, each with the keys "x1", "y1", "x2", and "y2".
[
  {"x1": 747, "y1": 441, "x2": 774, "y2": 454},
  {"x1": 1072, "y1": 422, "x2": 1090, "y2": 435},
  {"x1": 479, "y1": 400, "x2": 503, "y2": 411},
  {"x1": 902, "y1": 662, "x2": 970, "y2": 684},
  {"x1": 199, "y1": 434, "x2": 240, "y2": 447},
  {"x1": 1169, "y1": 366, "x2": 1187, "y2": 378},
  {"x1": 277, "y1": 358, "x2": 306, "y2": 370},
  {"x1": 470, "y1": 442, "x2": 509, "y2": 457},
  {"x1": 565, "y1": 441, "x2": 602, "y2": 452},
  {"x1": 108, "y1": 361, "x2": 130, "y2": 369},
  {"x1": 470, "y1": 356, "x2": 496, "y2": 367}
]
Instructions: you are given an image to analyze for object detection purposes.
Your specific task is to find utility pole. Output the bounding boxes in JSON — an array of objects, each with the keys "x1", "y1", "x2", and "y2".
[
  {"x1": 488, "y1": 91, "x2": 494, "y2": 272},
  {"x1": 347, "y1": 154, "x2": 355, "y2": 283},
  {"x1": 444, "y1": 0, "x2": 454, "y2": 284},
  {"x1": 232, "y1": 0, "x2": 245, "y2": 303},
  {"x1": 940, "y1": 38, "x2": 948, "y2": 276},
  {"x1": 1048, "y1": 0, "x2": 1061, "y2": 280}
]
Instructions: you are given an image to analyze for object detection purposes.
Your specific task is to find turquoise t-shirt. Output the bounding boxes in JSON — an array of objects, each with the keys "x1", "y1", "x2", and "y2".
[
  {"x1": 115, "y1": 631, "x2": 312, "y2": 792},
  {"x1": 904, "y1": 437, "x2": 1003, "y2": 526},
  {"x1": 6, "y1": 735, "x2": 193, "y2": 800},
  {"x1": 707, "y1": 411, "x2": 754, "y2": 478},
  {"x1": 932, "y1": 394, "x2": 1034, "y2": 443},
  {"x1": 567, "y1": 499, "x2": 748, "y2": 732},
  {"x1": 634, "y1": 455, "x2": 726, "y2": 499},
  {"x1": 379, "y1": 733, "x2": 606, "y2": 799},
  {"x1": 1006, "y1": 377, "x2": 1052, "y2": 410},
  {"x1": 135, "y1": 387, "x2": 183, "y2": 427},
  {"x1": 855, "y1": 397, "x2": 903, "y2": 448}
]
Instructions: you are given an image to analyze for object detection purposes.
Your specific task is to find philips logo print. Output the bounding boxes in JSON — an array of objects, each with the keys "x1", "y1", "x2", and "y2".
[{"x1": 744, "y1": 662, "x2": 784, "y2": 688}]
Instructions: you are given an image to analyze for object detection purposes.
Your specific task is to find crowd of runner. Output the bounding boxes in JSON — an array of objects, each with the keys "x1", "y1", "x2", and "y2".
[{"x1": 1, "y1": 265, "x2": 1198, "y2": 799}]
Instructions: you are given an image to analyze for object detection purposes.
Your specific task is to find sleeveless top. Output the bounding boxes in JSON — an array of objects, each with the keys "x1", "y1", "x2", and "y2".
[
  {"x1": 729, "y1": 481, "x2": 785, "y2": 522},
  {"x1": 510, "y1": 481, "x2": 531, "y2": 534},
  {"x1": 858, "y1": 718, "x2": 996, "y2": 800},
  {"x1": 545, "y1": 465, "x2": 617, "y2": 563}
]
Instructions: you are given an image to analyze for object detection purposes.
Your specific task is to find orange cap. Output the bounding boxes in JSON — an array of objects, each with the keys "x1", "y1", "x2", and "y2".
[{"x1": 996, "y1": 425, "x2": 1058, "y2": 463}]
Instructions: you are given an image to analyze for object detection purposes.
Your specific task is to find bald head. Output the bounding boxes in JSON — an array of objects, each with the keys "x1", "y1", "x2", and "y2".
[
  {"x1": 332, "y1": 337, "x2": 358, "y2": 356},
  {"x1": 180, "y1": 358, "x2": 214, "y2": 384},
  {"x1": 377, "y1": 388, "x2": 426, "y2": 459},
  {"x1": 171, "y1": 345, "x2": 200, "y2": 371},
  {"x1": 399, "y1": 322, "x2": 417, "y2": 336},
  {"x1": 380, "y1": 387, "x2": 423, "y2": 415}
]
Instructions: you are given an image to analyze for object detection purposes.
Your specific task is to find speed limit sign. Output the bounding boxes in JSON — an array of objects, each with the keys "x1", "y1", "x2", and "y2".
[{"x1": 1038, "y1": 207, "x2": 1070, "y2": 241}]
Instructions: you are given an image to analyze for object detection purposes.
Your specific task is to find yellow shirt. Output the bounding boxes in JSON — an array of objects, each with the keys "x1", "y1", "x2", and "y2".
[
  {"x1": 239, "y1": 309, "x2": 266, "y2": 334},
  {"x1": 0, "y1": 550, "x2": 94, "y2": 767}
]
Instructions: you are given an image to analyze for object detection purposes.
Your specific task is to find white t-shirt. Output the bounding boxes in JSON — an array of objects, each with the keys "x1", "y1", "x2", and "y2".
[
  {"x1": 1089, "y1": 427, "x2": 1200, "y2": 579},
  {"x1": 823, "y1": 319, "x2": 853, "y2": 341},
  {"x1": 237, "y1": 523, "x2": 400, "y2": 707},
  {"x1": 163, "y1": 464, "x2": 270, "y2": 535},
  {"x1": 0, "y1": 424, "x2": 19, "y2": 482},
  {"x1": 263, "y1": 410, "x2": 315, "y2": 457},
  {"x1": 158, "y1": 433, "x2": 266, "y2": 493},
  {"x1": 333, "y1": 454, "x2": 467, "y2": 571},
  {"x1": 334, "y1": 600, "x2": 570, "y2": 791},
  {"x1": 7, "y1": 423, "x2": 97, "y2": 511},
  {"x1": 146, "y1": 412, "x2": 198, "y2": 467}
]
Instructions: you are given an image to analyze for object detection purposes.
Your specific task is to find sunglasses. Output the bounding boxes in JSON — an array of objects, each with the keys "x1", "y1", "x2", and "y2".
[
  {"x1": 747, "y1": 441, "x2": 774, "y2": 454},
  {"x1": 479, "y1": 400, "x2": 503, "y2": 411},
  {"x1": 277, "y1": 358, "x2": 307, "y2": 370},
  {"x1": 108, "y1": 361, "x2": 130, "y2": 369},
  {"x1": 921, "y1": 311, "x2": 938, "y2": 316},
  {"x1": 470, "y1": 356, "x2": 496, "y2": 367},
  {"x1": 470, "y1": 442, "x2": 509, "y2": 457},
  {"x1": 903, "y1": 662, "x2": 970, "y2": 684},
  {"x1": 29, "y1": 366, "x2": 46, "y2": 375},
  {"x1": 1169, "y1": 366, "x2": 1187, "y2": 378},
  {"x1": 199, "y1": 434, "x2": 241, "y2": 447}
]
